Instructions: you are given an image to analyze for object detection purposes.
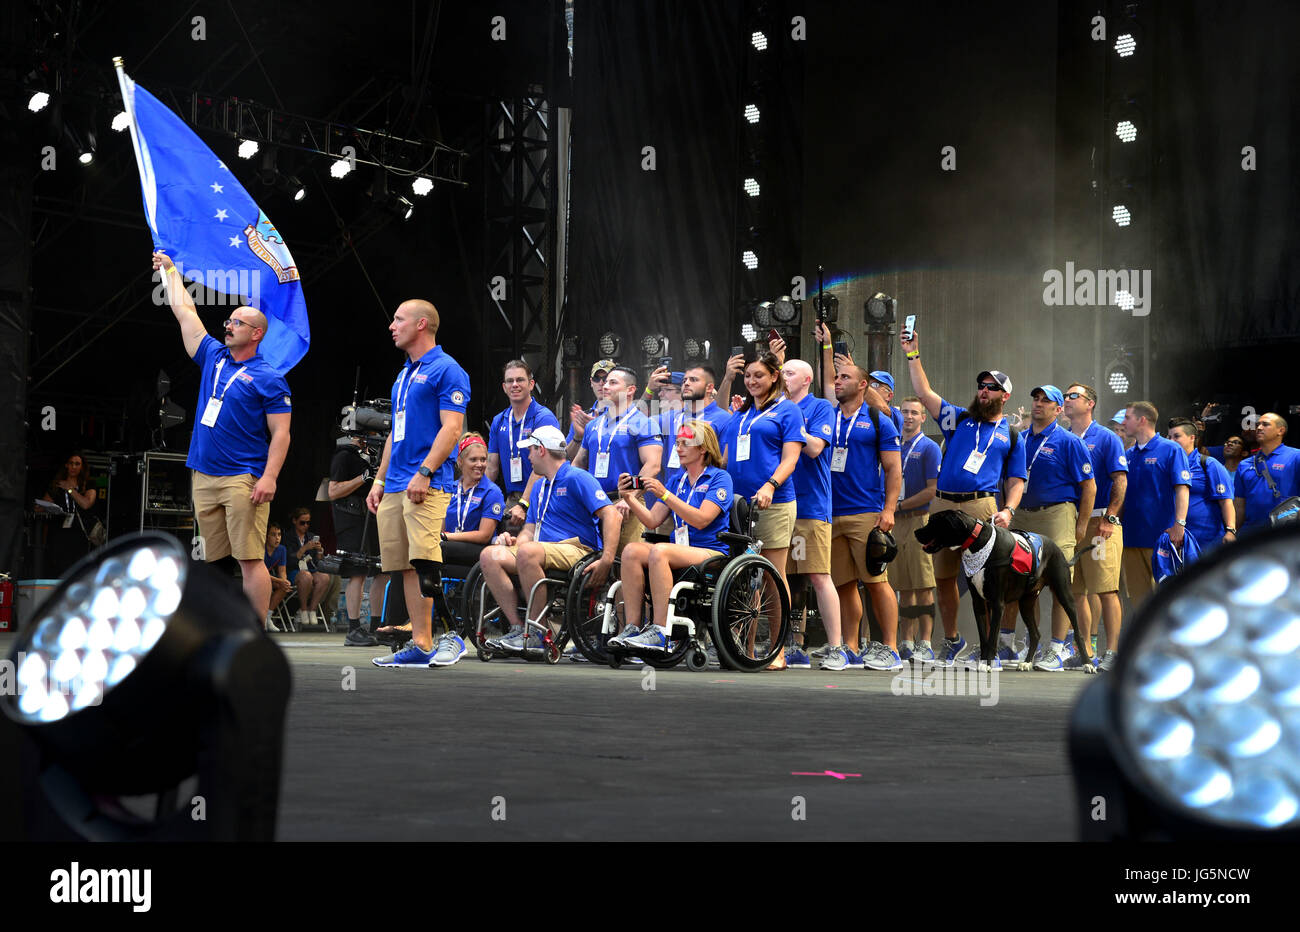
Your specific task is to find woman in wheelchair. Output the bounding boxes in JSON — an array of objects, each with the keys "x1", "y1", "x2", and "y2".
[
  {"x1": 612, "y1": 420, "x2": 734, "y2": 652},
  {"x1": 440, "y1": 432, "x2": 506, "y2": 563}
]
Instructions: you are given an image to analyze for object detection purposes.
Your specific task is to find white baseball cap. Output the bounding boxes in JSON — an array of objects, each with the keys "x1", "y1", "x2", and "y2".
[{"x1": 517, "y1": 425, "x2": 567, "y2": 453}]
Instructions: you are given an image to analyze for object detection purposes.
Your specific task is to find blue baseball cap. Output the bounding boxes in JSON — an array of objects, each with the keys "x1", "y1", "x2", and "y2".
[
  {"x1": 868, "y1": 371, "x2": 894, "y2": 392},
  {"x1": 670, "y1": 371, "x2": 685, "y2": 386},
  {"x1": 1031, "y1": 384, "x2": 1064, "y2": 407},
  {"x1": 1110, "y1": 407, "x2": 1127, "y2": 424}
]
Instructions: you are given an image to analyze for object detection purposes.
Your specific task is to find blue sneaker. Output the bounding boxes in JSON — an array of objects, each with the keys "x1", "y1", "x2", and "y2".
[
  {"x1": 786, "y1": 647, "x2": 812, "y2": 669},
  {"x1": 819, "y1": 646, "x2": 850, "y2": 671},
  {"x1": 898, "y1": 640, "x2": 914, "y2": 661},
  {"x1": 429, "y1": 632, "x2": 467, "y2": 666},
  {"x1": 957, "y1": 641, "x2": 984, "y2": 670},
  {"x1": 564, "y1": 644, "x2": 589, "y2": 663},
  {"x1": 608, "y1": 624, "x2": 642, "y2": 648},
  {"x1": 862, "y1": 642, "x2": 904, "y2": 671},
  {"x1": 844, "y1": 647, "x2": 865, "y2": 670},
  {"x1": 996, "y1": 638, "x2": 1028, "y2": 666},
  {"x1": 1064, "y1": 648, "x2": 1100, "y2": 672},
  {"x1": 625, "y1": 626, "x2": 669, "y2": 652},
  {"x1": 486, "y1": 625, "x2": 523, "y2": 650},
  {"x1": 373, "y1": 640, "x2": 436, "y2": 667},
  {"x1": 912, "y1": 641, "x2": 935, "y2": 664},
  {"x1": 933, "y1": 636, "x2": 966, "y2": 667},
  {"x1": 1033, "y1": 640, "x2": 1070, "y2": 672},
  {"x1": 500, "y1": 629, "x2": 544, "y2": 652}
]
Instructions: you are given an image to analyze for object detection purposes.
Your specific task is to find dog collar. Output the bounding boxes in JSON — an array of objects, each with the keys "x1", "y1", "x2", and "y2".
[{"x1": 961, "y1": 522, "x2": 984, "y2": 550}]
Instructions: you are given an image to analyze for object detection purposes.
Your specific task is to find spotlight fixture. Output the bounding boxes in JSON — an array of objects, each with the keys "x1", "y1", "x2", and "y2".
[
  {"x1": 411, "y1": 177, "x2": 434, "y2": 196},
  {"x1": 751, "y1": 31, "x2": 768, "y2": 51},
  {"x1": 772, "y1": 295, "x2": 801, "y2": 326},
  {"x1": 811, "y1": 292, "x2": 839, "y2": 323},
  {"x1": 1113, "y1": 205, "x2": 1132, "y2": 227},
  {"x1": 742, "y1": 250, "x2": 758, "y2": 270},
  {"x1": 1116, "y1": 120, "x2": 1137, "y2": 143},
  {"x1": 562, "y1": 335, "x2": 582, "y2": 367},
  {"x1": 744, "y1": 104, "x2": 761, "y2": 124},
  {"x1": 1070, "y1": 521, "x2": 1300, "y2": 839},
  {"x1": 28, "y1": 91, "x2": 50, "y2": 113},
  {"x1": 753, "y1": 301, "x2": 774, "y2": 329},
  {"x1": 683, "y1": 337, "x2": 702, "y2": 359},
  {"x1": 111, "y1": 111, "x2": 130, "y2": 133},
  {"x1": 237, "y1": 139, "x2": 259, "y2": 159},
  {"x1": 1114, "y1": 290, "x2": 1136, "y2": 312},
  {"x1": 598, "y1": 331, "x2": 622, "y2": 357},
  {"x1": 329, "y1": 158, "x2": 352, "y2": 179},
  {"x1": 78, "y1": 149, "x2": 94, "y2": 165},
  {"x1": 744, "y1": 178, "x2": 761, "y2": 197},
  {"x1": 865, "y1": 292, "x2": 897, "y2": 325},
  {"x1": 740, "y1": 323, "x2": 759, "y2": 343},
  {"x1": 397, "y1": 197, "x2": 414, "y2": 220},
  {"x1": 1106, "y1": 354, "x2": 1134, "y2": 395},
  {"x1": 640, "y1": 333, "x2": 668, "y2": 357},
  {"x1": 2, "y1": 533, "x2": 290, "y2": 840},
  {"x1": 1114, "y1": 33, "x2": 1137, "y2": 57}
]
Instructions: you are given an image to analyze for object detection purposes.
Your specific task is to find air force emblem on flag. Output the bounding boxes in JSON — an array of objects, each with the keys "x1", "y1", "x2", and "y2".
[{"x1": 243, "y1": 211, "x2": 300, "y2": 284}]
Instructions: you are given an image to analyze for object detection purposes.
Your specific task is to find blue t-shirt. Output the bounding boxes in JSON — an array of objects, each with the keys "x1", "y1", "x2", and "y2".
[
  {"x1": 1233, "y1": 445, "x2": 1300, "y2": 532},
  {"x1": 264, "y1": 544, "x2": 287, "y2": 574},
  {"x1": 1123, "y1": 435, "x2": 1192, "y2": 548},
  {"x1": 890, "y1": 405, "x2": 904, "y2": 435},
  {"x1": 532, "y1": 462, "x2": 612, "y2": 549},
  {"x1": 720, "y1": 397, "x2": 805, "y2": 503},
  {"x1": 829, "y1": 403, "x2": 901, "y2": 517},
  {"x1": 1075, "y1": 421, "x2": 1128, "y2": 513},
  {"x1": 1021, "y1": 423, "x2": 1093, "y2": 508},
  {"x1": 488, "y1": 400, "x2": 561, "y2": 495},
  {"x1": 445, "y1": 478, "x2": 507, "y2": 533},
  {"x1": 899, "y1": 431, "x2": 942, "y2": 510},
  {"x1": 1186, "y1": 453, "x2": 1232, "y2": 548},
  {"x1": 666, "y1": 465, "x2": 734, "y2": 551},
  {"x1": 387, "y1": 345, "x2": 471, "y2": 492},
  {"x1": 187, "y1": 335, "x2": 293, "y2": 477},
  {"x1": 580, "y1": 406, "x2": 660, "y2": 495},
  {"x1": 935, "y1": 399, "x2": 1028, "y2": 494},
  {"x1": 792, "y1": 395, "x2": 836, "y2": 522}
]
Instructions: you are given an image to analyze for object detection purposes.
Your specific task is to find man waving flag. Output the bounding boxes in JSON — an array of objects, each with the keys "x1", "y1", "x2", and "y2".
[{"x1": 114, "y1": 57, "x2": 310, "y2": 373}]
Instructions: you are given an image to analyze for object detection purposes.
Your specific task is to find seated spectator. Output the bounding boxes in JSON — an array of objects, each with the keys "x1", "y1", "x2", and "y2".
[
  {"x1": 285, "y1": 506, "x2": 332, "y2": 626},
  {"x1": 264, "y1": 522, "x2": 292, "y2": 628},
  {"x1": 441, "y1": 432, "x2": 506, "y2": 565}
]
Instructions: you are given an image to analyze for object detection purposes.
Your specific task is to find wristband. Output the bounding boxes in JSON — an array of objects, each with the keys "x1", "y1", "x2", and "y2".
[
  {"x1": 643, "y1": 387, "x2": 654, "y2": 399},
  {"x1": 519, "y1": 500, "x2": 530, "y2": 511},
  {"x1": 765, "y1": 476, "x2": 780, "y2": 490},
  {"x1": 822, "y1": 344, "x2": 832, "y2": 350},
  {"x1": 906, "y1": 350, "x2": 920, "y2": 360},
  {"x1": 373, "y1": 478, "x2": 386, "y2": 487}
]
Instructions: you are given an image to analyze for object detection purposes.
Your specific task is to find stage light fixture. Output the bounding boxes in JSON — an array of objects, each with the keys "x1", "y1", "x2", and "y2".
[
  {"x1": 28, "y1": 91, "x2": 50, "y2": 113},
  {"x1": 683, "y1": 337, "x2": 702, "y2": 359},
  {"x1": 773, "y1": 295, "x2": 800, "y2": 326},
  {"x1": 237, "y1": 139, "x2": 259, "y2": 159},
  {"x1": 111, "y1": 111, "x2": 130, "y2": 132},
  {"x1": 742, "y1": 250, "x2": 758, "y2": 270},
  {"x1": 400, "y1": 198, "x2": 414, "y2": 220},
  {"x1": 276, "y1": 174, "x2": 306, "y2": 201},
  {"x1": 562, "y1": 335, "x2": 582, "y2": 367},
  {"x1": 1116, "y1": 120, "x2": 1137, "y2": 143},
  {"x1": 78, "y1": 149, "x2": 94, "y2": 165},
  {"x1": 2, "y1": 533, "x2": 290, "y2": 840},
  {"x1": 1106, "y1": 358, "x2": 1133, "y2": 394},
  {"x1": 744, "y1": 178, "x2": 761, "y2": 197},
  {"x1": 740, "y1": 323, "x2": 760, "y2": 343},
  {"x1": 751, "y1": 31, "x2": 768, "y2": 51},
  {"x1": 329, "y1": 158, "x2": 352, "y2": 179},
  {"x1": 1115, "y1": 33, "x2": 1137, "y2": 57},
  {"x1": 1070, "y1": 521, "x2": 1300, "y2": 839},
  {"x1": 641, "y1": 334, "x2": 668, "y2": 358},
  {"x1": 744, "y1": 104, "x2": 761, "y2": 124},
  {"x1": 754, "y1": 301, "x2": 774, "y2": 328},
  {"x1": 865, "y1": 292, "x2": 897, "y2": 325},
  {"x1": 1113, "y1": 205, "x2": 1132, "y2": 227},
  {"x1": 811, "y1": 292, "x2": 839, "y2": 323},
  {"x1": 1115, "y1": 290, "x2": 1136, "y2": 312},
  {"x1": 598, "y1": 331, "x2": 622, "y2": 357},
  {"x1": 411, "y1": 177, "x2": 434, "y2": 196}
]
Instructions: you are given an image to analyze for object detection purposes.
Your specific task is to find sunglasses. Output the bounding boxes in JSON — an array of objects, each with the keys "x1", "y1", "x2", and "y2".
[
  {"x1": 977, "y1": 381, "x2": 1003, "y2": 392},
  {"x1": 223, "y1": 318, "x2": 260, "y2": 330},
  {"x1": 1063, "y1": 391, "x2": 1090, "y2": 400}
]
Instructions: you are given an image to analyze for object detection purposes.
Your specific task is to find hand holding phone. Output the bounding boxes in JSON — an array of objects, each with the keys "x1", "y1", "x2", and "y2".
[
  {"x1": 660, "y1": 356, "x2": 672, "y2": 368},
  {"x1": 834, "y1": 340, "x2": 848, "y2": 357},
  {"x1": 903, "y1": 315, "x2": 916, "y2": 342}
]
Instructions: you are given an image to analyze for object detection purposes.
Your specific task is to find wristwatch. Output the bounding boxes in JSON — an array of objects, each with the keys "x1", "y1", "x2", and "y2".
[
  {"x1": 1105, "y1": 514, "x2": 1121, "y2": 526},
  {"x1": 418, "y1": 465, "x2": 433, "y2": 479},
  {"x1": 1176, "y1": 518, "x2": 1187, "y2": 527}
]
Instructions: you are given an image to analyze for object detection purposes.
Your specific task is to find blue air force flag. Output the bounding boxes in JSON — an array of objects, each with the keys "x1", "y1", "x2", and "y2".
[{"x1": 115, "y1": 61, "x2": 310, "y2": 373}]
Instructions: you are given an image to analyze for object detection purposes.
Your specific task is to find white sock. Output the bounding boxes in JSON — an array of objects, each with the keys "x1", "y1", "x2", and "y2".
[
  {"x1": 998, "y1": 629, "x2": 1015, "y2": 644},
  {"x1": 918, "y1": 639, "x2": 931, "y2": 649},
  {"x1": 899, "y1": 639, "x2": 914, "y2": 651}
]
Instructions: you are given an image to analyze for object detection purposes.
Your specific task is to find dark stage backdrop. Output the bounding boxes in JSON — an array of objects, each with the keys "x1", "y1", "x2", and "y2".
[
  {"x1": 568, "y1": 0, "x2": 742, "y2": 374},
  {"x1": 800, "y1": 0, "x2": 1061, "y2": 401}
]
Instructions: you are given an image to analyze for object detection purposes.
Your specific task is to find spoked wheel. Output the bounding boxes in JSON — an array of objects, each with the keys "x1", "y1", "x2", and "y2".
[
  {"x1": 565, "y1": 553, "x2": 619, "y2": 664},
  {"x1": 474, "y1": 577, "x2": 516, "y2": 662},
  {"x1": 639, "y1": 631, "x2": 692, "y2": 669},
  {"x1": 710, "y1": 554, "x2": 790, "y2": 672},
  {"x1": 453, "y1": 564, "x2": 484, "y2": 643}
]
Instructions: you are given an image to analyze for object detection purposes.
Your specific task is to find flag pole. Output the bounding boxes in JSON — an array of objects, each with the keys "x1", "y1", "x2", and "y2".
[{"x1": 112, "y1": 56, "x2": 159, "y2": 240}]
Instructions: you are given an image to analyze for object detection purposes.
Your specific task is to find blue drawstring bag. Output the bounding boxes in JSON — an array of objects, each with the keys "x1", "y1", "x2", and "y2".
[{"x1": 1152, "y1": 528, "x2": 1203, "y2": 584}]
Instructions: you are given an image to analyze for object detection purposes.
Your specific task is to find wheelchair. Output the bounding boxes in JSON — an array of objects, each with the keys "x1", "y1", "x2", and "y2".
[
  {"x1": 468, "y1": 548, "x2": 607, "y2": 664},
  {"x1": 572, "y1": 497, "x2": 791, "y2": 672}
]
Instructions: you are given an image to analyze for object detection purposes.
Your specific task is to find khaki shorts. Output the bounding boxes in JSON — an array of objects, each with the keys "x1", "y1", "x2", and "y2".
[
  {"x1": 191, "y1": 471, "x2": 268, "y2": 562},
  {"x1": 888, "y1": 511, "x2": 935, "y2": 591},
  {"x1": 507, "y1": 537, "x2": 592, "y2": 572},
  {"x1": 1071, "y1": 516, "x2": 1123, "y2": 594},
  {"x1": 753, "y1": 500, "x2": 797, "y2": 552},
  {"x1": 830, "y1": 511, "x2": 890, "y2": 587},
  {"x1": 789, "y1": 518, "x2": 832, "y2": 574},
  {"x1": 617, "y1": 512, "x2": 644, "y2": 555},
  {"x1": 1011, "y1": 501, "x2": 1079, "y2": 562},
  {"x1": 929, "y1": 495, "x2": 999, "y2": 579},
  {"x1": 1122, "y1": 546, "x2": 1155, "y2": 606},
  {"x1": 378, "y1": 488, "x2": 451, "y2": 572}
]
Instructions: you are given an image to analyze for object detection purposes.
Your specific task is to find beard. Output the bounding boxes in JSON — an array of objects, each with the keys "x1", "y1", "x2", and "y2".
[{"x1": 968, "y1": 394, "x2": 1006, "y2": 421}]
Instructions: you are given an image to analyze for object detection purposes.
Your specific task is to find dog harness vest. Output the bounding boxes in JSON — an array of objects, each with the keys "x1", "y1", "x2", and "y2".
[{"x1": 1008, "y1": 530, "x2": 1044, "y2": 578}]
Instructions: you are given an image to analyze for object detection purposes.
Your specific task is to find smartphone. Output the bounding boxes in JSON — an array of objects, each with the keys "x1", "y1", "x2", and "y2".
[
  {"x1": 730, "y1": 345, "x2": 745, "y2": 359},
  {"x1": 834, "y1": 340, "x2": 848, "y2": 357},
  {"x1": 628, "y1": 476, "x2": 645, "y2": 490},
  {"x1": 660, "y1": 356, "x2": 672, "y2": 368},
  {"x1": 903, "y1": 314, "x2": 916, "y2": 342},
  {"x1": 768, "y1": 328, "x2": 780, "y2": 343}
]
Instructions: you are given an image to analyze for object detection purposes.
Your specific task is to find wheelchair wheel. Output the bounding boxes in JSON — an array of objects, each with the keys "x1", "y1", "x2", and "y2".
[
  {"x1": 473, "y1": 575, "x2": 515, "y2": 661},
  {"x1": 710, "y1": 553, "x2": 790, "y2": 672},
  {"x1": 641, "y1": 633, "x2": 691, "y2": 669},
  {"x1": 455, "y1": 564, "x2": 485, "y2": 641},
  {"x1": 565, "y1": 553, "x2": 617, "y2": 663},
  {"x1": 685, "y1": 647, "x2": 709, "y2": 672}
]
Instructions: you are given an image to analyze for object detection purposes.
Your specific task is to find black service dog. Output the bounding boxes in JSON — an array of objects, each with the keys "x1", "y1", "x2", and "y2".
[{"x1": 914, "y1": 509, "x2": 1095, "y2": 672}]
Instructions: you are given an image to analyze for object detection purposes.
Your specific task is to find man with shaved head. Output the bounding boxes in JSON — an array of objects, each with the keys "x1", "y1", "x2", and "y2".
[
  {"x1": 1233, "y1": 411, "x2": 1300, "y2": 534},
  {"x1": 152, "y1": 252, "x2": 292, "y2": 630}
]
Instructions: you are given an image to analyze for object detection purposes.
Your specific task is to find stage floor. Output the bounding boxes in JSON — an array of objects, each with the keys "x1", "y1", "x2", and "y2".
[{"x1": 271, "y1": 631, "x2": 1095, "y2": 841}]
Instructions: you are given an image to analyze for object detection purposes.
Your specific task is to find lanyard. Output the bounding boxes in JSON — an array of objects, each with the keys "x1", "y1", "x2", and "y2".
[
  {"x1": 453, "y1": 479, "x2": 479, "y2": 532},
  {"x1": 595, "y1": 406, "x2": 638, "y2": 454},
  {"x1": 673, "y1": 468, "x2": 709, "y2": 530},
  {"x1": 834, "y1": 404, "x2": 865, "y2": 448},
  {"x1": 1026, "y1": 423, "x2": 1057, "y2": 476},
  {"x1": 508, "y1": 403, "x2": 529, "y2": 454},
  {"x1": 534, "y1": 473, "x2": 559, "y2": 532},
  {"x1": 395, "y1": 362, "x2": 423, "y2": 413},
  {"x1": 899, "y1": 431, "x2": 923, "y2": 492},
  {"x1": 211, "y1": 358, "x2": 248, "y2": 401},
  {"x1": 740, "y1": 397, "x2": 784, "y2": 437},
  {"x1": 970, "y1": 418, "x2": 1000, "y2": 458}
]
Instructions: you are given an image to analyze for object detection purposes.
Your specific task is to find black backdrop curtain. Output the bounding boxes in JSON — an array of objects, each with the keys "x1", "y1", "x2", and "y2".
[{"x1": 569, "y1": 0, "x2": 742, "y2": 374}]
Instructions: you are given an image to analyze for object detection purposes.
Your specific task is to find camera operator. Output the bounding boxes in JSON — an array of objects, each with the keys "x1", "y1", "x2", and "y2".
[{"x1": 329, "y1": 432, "x2": 389, "y2": 647}]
